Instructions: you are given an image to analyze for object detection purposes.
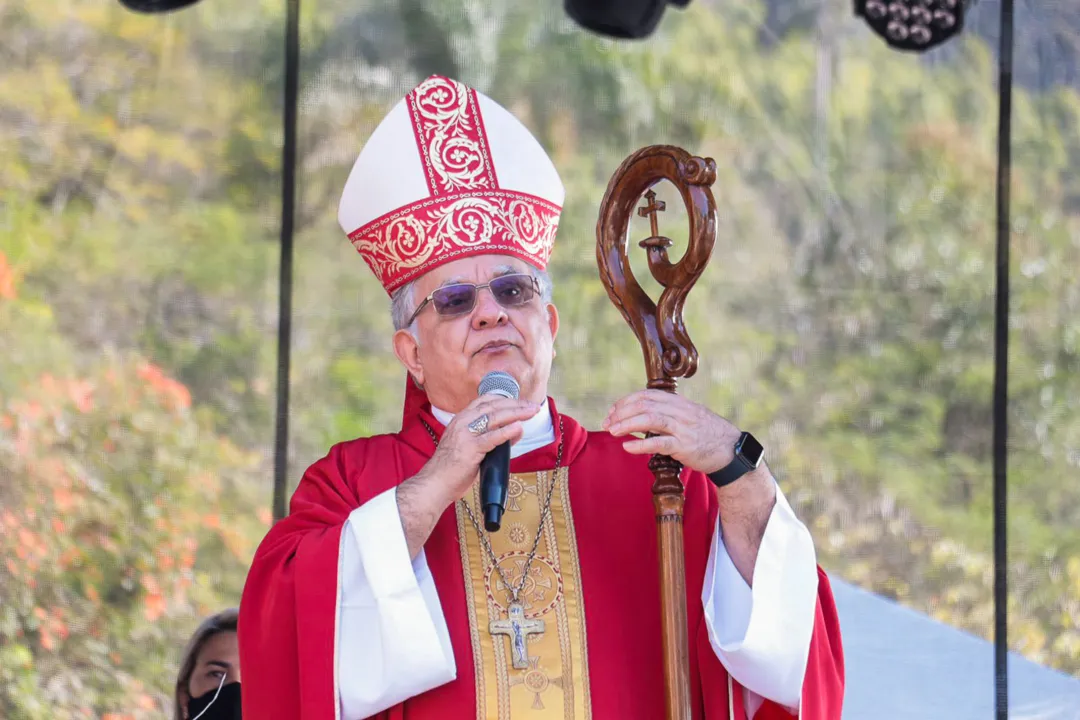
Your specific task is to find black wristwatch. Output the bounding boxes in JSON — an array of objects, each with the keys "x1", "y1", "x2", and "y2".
[{"x1": 707, "y1": 431, "x2": 765, "y2": 488}]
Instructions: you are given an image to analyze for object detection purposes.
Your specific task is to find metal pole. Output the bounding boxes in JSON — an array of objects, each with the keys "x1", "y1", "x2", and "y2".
[
  {"x1": 273, "y1": 0, "x2": 301, "y2": 523},
  {"x1": 992, "y1": 0, "x2": 1015, "y2": 716}
]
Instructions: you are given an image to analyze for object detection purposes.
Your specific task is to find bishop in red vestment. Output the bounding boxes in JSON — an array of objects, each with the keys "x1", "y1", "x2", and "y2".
[{"x1": 238, "y1": 75, "x2": 844, "y2": 720}]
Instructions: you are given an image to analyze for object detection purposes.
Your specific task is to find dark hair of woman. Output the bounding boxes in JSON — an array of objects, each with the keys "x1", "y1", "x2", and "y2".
[{"x1": 174, "y1": 608, "x2": 239, "y2": 720}]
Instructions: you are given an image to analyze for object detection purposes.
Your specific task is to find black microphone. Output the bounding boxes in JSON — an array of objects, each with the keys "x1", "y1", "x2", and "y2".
[{"x1": 477, "y1": 371, "x2": 520, "y2": 532}]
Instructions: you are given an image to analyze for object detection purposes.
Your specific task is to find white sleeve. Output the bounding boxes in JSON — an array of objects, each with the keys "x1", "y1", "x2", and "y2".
[
  {"x1": 701, "y1": 483, "x2": 819, "y2": 718},
  {"x1": 336, "y1": 488, "x2": 456, "y2": 719}
]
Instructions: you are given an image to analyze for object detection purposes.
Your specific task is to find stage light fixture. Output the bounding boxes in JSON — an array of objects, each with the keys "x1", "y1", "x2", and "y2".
[
  {"x1": 565, "y1": 0, "x2": 693, "y2": 40},
  {"x1": 118, "y1": 0, "x2": 202, "y2": 12},
  {"x1": 854, "y1": 0, "x2": 976, "y2": 52}
]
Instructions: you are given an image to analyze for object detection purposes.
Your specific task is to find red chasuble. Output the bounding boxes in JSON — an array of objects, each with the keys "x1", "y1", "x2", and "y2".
[{"x1": 238, "y1": 390, "x2": 844, "y2": 719}]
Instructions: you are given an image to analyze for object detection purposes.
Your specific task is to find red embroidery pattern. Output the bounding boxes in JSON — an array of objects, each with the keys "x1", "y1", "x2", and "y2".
[
  {"x1": 407, "y1": 75, "x2": 498, "y2": 196},
  {"x1": 349, "y1": 191, "x2": 559, "y2": 294}
]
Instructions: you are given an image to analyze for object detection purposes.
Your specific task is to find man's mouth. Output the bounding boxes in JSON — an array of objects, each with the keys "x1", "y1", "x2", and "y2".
[{"x1": 476, "y1": 341, "x2": 515, "y2": 354}]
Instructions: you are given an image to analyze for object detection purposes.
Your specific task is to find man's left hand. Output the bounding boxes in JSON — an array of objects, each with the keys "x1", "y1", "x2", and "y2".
[
  {"x1": 603, "y1": 389, "x2": 744, "y2": 475},
  {"x1": 605, "y1": 389, "x2": 777, "y2": 586}
]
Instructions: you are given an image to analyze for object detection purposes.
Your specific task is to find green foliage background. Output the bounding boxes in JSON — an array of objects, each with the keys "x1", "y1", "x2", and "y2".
[{"x1": 2, "y1": 0, "x2": 1080, "y2": 716}]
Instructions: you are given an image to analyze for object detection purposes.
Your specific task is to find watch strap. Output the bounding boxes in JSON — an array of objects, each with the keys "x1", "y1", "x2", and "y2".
[
  {"x1": 706, "y1": 431, "x2": 764, "y2": 489},
  {"x1": 707, "y1": 456, "x2": 753, "y2": 488}
]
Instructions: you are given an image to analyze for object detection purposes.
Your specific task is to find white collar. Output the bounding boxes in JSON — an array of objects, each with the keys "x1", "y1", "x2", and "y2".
[{"x1": 431, "y1": 398, "x2": 555, "y2": 459}]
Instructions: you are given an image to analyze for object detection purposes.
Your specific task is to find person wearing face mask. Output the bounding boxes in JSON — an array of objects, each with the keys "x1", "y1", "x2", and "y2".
[{"x1": 175, "y1": 608, "x2": 242, "y2": 720}]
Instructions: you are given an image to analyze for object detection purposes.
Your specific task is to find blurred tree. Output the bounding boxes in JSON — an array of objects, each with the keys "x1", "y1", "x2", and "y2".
[{"x1": 0, "y1": 271, "x2": 267, "y2": 717}]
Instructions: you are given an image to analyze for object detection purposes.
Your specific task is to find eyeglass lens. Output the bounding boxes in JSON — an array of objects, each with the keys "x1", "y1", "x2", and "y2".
[{"x1": 431, "y1": 275, "x2": 536, "y2": 316}]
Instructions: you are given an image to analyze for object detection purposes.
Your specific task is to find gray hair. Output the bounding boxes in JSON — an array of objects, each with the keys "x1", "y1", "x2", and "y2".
[{"x1": 390, "y1": 265, "x2": 554, "y2": 334}]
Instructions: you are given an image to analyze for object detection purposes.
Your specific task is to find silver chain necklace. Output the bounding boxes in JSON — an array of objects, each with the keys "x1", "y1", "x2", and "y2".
[{"x1": 419, "y1": 415, "x2": 565, "y2": 669}]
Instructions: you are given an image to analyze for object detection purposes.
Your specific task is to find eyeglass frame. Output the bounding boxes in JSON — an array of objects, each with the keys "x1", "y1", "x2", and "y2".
[{"x1": 405, "y1": 273, "x2": 542, "y2": 328}]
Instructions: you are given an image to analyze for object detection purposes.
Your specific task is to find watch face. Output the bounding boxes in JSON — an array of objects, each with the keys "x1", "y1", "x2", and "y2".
[{"x1": 737, "y1": 432, "x2": 765, "y2": 467}]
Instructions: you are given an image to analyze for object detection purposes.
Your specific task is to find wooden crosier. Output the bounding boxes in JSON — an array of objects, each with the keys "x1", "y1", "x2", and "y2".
[{"x1": 596, "y1": 145, "x2": 718, "y2": 720}]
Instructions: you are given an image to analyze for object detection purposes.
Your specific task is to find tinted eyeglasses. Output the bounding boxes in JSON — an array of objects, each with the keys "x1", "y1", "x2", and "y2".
[{"x1": 407, "y1": 274, "x2": 541, "y2": 326}]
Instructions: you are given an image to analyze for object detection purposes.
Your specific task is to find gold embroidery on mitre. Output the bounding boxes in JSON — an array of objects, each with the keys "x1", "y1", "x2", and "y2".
[
  {"x1": 455, "y1": 468, "x2": 591, "y2": 719},
  {"x1": 349, "y1": 191, "x2": 559, "y2": 294}
]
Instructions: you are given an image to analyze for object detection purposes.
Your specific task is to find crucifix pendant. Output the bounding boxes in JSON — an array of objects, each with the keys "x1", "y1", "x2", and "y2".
[{"x1": 489, "y1": 602, "x2": 544, "y2": 669}]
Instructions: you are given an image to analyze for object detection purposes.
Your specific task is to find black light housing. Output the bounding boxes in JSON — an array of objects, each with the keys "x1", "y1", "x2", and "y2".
[
  {"x1": 854, "y1": 0, "x2": 976, "y2": 52},
  {"x1": 122, "y1": 0, "x2": 695, "y2": 39},
  {"x1": 118, "y1": 0, "x2": 203, "y2": 12},
  {"x1": 564, "y1": 0, "x2": 693, "y2": 40}
]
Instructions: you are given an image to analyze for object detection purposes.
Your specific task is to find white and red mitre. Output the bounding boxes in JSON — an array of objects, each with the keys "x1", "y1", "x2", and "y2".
[{"x1": 338, "y1": 75, "x2": 565, "y2": 295}]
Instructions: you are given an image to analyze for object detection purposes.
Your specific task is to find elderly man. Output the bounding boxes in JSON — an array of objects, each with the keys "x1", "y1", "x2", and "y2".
[{"x1": 238, "y1": 75, "x2": 844, "y2": 720}]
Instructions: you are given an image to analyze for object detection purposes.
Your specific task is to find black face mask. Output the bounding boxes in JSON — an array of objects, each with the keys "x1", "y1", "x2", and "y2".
[{"x1": 188, "y1": 680, "x2": 242, "y2": 720}]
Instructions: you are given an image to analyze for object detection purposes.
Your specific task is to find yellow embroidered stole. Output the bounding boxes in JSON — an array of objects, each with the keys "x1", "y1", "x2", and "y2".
[{"x1": 455, "y1": 469, "x2": 592, "y2": 719}]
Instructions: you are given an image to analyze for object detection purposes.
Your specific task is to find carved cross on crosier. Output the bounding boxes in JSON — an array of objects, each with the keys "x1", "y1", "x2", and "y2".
[{"x1": 638, "y1": 189, "x2": 667, "y2": 239}]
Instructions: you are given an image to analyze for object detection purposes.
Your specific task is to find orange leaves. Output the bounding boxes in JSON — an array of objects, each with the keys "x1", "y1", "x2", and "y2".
[
  {"x1": 8, "y1": 518, "x2": 49, "y2": 582},
  {"x1": 68, "y1": 379, "x2": 95, "y2": 413},
  {"x1": 15, "y1": 400, "x2": 44, "y2": 421},
  {"x1": 32, "y1": 373, "x2": 96, "y2": 417},
  {"x1": 58, "y1": 546, "x2": 80, "y2": 570},
  {"x1": 136, "y1": 361, "x2": 191, "y2": 410},
  {"x1": 40, "y1": 372, "x2": 59, "y2": 395},
  {"x1": 143, "y1": 591, "x2": 166, "y2": 622},
  {"x1": 219, "y1": 525, "x2": 252, "y2": 563},
  {"x1": 179, "y1": 535, "x2": 197, "y2": 571},
  {"x1": 53, "y1": 486, "x2": 74, "y2": 512},
  {"x1": 141, "y1": 574, "x2": 166, "y2": 622},
  {"x1": 0, "y1": 250, "x2": 17, "y2": 299},
  {"x1": 136, "y1": 362, "x2": 164, "y2": 384},
  {"x1": 33, "y1": 606, "x2": 70, "y2": 652}
]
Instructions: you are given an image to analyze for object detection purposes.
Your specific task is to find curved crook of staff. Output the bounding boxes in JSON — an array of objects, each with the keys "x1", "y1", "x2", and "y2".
[{"x1": 596, "y1": 145, "x2": 718, "y2": 720}]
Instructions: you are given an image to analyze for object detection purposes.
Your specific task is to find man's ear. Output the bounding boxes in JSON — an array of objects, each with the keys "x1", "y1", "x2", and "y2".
[
  {"x1": 393, "y1": 328, "x2": 425, "y2": 388},
  {"x1": 546, "y1": 302, "x2": 560, "y2": 344}
]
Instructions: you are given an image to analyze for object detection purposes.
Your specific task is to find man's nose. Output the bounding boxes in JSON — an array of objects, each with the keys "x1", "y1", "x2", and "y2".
[{"x1": 472, "y1": 288, "x2": 508, "y2": 328}]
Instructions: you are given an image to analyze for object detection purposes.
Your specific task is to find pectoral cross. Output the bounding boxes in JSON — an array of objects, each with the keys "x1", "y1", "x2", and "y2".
[{"x1": 489, "y1": 602, "x2": 544, "y2": 669}]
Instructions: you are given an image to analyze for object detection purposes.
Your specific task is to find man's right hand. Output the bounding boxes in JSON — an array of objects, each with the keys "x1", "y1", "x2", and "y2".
[{"x1": 397, "y1": 396, "x2": 540, "y2": 558}]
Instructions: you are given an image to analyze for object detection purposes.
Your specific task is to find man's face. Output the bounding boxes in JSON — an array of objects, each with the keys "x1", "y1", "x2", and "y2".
[{"x1": 393, "y1": 254, "x2": 559, "y2": 413}]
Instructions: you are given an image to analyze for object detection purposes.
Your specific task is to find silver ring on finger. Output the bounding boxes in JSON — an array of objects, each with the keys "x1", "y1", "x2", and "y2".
[{"x1": 467, "y1": 413, "x2": 490, "y2": 435}]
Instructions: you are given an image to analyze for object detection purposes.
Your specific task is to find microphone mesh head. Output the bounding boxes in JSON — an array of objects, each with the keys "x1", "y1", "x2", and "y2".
[{"x1": 478, "y1": 371, "x2": 520, "y2": 399}]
